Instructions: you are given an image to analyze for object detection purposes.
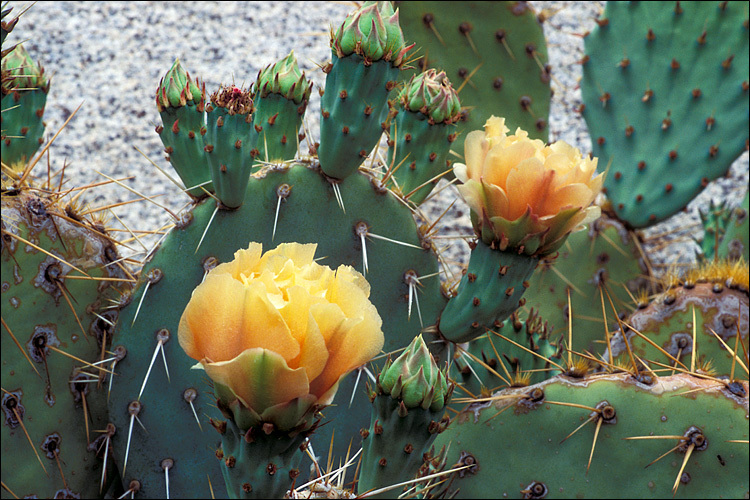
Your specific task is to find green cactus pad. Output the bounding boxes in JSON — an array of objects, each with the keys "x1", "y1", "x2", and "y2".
[
  {"x1": 1, "y1": 44, "x2": 49, "y2": 167},
  {"x1": 253, "y1": 51, "x2": 312, "y2": 164},
  {"x1": 204, "y1": 85, "x2": 259, "y2": 208},
  {"x1": 696, "y1": 200, "x2": 734, "y2": 261},
  {"x1": 1, "y1": 190, "x2": 126, "y2": 498},
  {"x1": 397, "y1": 0, "x2": 552, "y2": 160},
  {"x1": 581, "y1": 1, "x2": 750, "y2": 228},
  {"x1": 439, "y1": 240, "x2": 538, "y2": 344},
  {"x1": 358, "y1": 335, "x2": 451, "y2": 498},
  {"x1": 450, "y1": 309, "x2": 562, "y2": 412},
  {"x1": 433, "y1": 373, "x2": 749, "y2": 498},
  {"x1": 216, "y1": 418, "x2": 309, "y2": 499},
  {"x1": 108, "y1": 164, "x2": 446, "y2": 497},
  {"x1": 318, "y1": 54, "x2": 399, "y2": 180},
  {"x1": 521, "y1": 215, "x2": 652, "y2": 357},
  {"x1": 606, "y1": 276, "x2": 749, "y2": 378},
  {"x1": 156, "y1": 59, "x2": 213, "y2": 198},
  {"x1": 717, "y1": 190, "x2": 749, "y2": 262},
  {"x1": 386, "y1": 69, "x2": 460, "y2": 205}
]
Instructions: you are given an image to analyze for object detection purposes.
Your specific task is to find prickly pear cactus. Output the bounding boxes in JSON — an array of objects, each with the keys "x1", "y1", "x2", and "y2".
[
  {"x1": 358, "y1": 335, "x2": 452, "y2": 497},
  {"x1": 606, "y1": 260, "x2": 749, "y2": 378},
  {"x1": 384, "y1": 68, "x2": 461, "y2": 205},
  {"x1": 397, "y1": 0, "x2": 552, "y2": 159},
  {"x1": 108, "y1": 162, "x2": 448, "y2": 497},
  {"x1": 433, "y1": 373, "x2": 749, "y2": 498},
  {"x1": 155, "y1": 59, "x2": 212, "y2": 199},
  {"x1": 521, "y1": 214, "x2": 652, "y2": 356},
  {"x1": 450, "y1": 308, "x2": 562, "y2": 410},
  {"x1": 253, "y1": 51, "x2": 313, "y2": 164},
  {"x1": 1, "y1": 175, "x2": 126, "y2": 498},
  {"x1": 581, "y1": 1, "x2": 750, "y2": 228},
  {"x1": 717, "y1": 190, "x2": 749, "y2": 262},
  {"x1": 1, "y1": 43, "x2": 49, "y2": 167}
]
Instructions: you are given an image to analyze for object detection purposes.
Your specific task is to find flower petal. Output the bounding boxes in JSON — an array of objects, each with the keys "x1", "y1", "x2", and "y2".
[{"x1": 202, "y1": 348, "x2": 310, "y2": 414}]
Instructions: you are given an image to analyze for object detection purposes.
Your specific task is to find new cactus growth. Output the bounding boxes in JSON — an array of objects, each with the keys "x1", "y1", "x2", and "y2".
[
  {"x1": 205, "y1": 85, "x2": 259, "y2": 209},
  {"x1": 385, "y1": 68, "x2": 461, "y2": 204},
  {"x1": 155, "y1": 59, "x2": 212, "y2": 198},
  {"x1": 253, "y1": 51, "x2": 312, "y2": 164},
  {"x1": 318, "y1": 1, "x2": 413, "y2": 180},
  {"x1": 358, "y1": 335, "x2": 451, "y2": 498},
  {"x1": 1, "y1": 43, "x2": 48, "y2": 167}
]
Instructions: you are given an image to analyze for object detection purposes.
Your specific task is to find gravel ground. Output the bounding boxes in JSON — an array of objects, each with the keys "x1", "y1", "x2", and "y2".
[{"x1": 5, "y1": 1, "x2": 748, "y2": 277}]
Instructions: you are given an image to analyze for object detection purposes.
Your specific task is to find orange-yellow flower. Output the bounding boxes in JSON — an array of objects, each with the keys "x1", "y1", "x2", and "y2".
[
  {"x1": 454, "y1": 116, "x2": 603, "y2": 256},
  {"x1": 178, "y1": 242, "x2": 384, "y2": 430}
]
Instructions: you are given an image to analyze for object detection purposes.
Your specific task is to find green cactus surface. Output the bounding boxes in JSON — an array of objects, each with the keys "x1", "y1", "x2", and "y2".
[
  {"x1": 433, "y1": 373, "x2": 749, "y2": 498},
  {"x1": 717, "y1": 190, "x2": 749, "y2": 262},
  {"x1": 204, "y1": 85, "x2": 259, "y2": 209},
  {"x1": 450, "y1": 308, "x2": 562, "y2": 411},
  {"x1": 358, "y1": 335, "x2": 451, "y2": 498},
  {"x1": 397, "y1": 0, "x2": 552, "y2": 161},
  {"x1": 385, "y1": 68, "x2": 461, "y2": 205},
  {"x1": 155, "y1": 59, "x2": 213, "y2": 198},
  {"x1": 521, "y1": 214, "x2": 652, "y2": 357},
  {"x1": 1, "y1": 188, "x2": 126, "y2": 498},
  {"x1": 318, "y1": 1, "x2": 412, "y2": 181},
  {"x1": 581, "y1": 1, "x2": 750, "y2": 228},
  {"x1": 439, "y1": 240, "x2": 538, "y2": 344},
  {"x1": 605, "y1": 267, "x2": 749, "y2": 378},
  {"x1": 253, "y1": 51, "x2": 312, "y2": 164},
  {"x1": 1, "y1": 43, "x2": 48, "y2": 167}
]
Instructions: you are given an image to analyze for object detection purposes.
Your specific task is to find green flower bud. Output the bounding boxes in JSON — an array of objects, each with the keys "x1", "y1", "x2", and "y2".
[
  {"x1": 400, "y1": 69, "x2": 461, "y2": 124},
  {"x1": 254, "y1": 51, "x2": 312, "y2": 105},
  {"x1": 156, "y1": 59, "x2": 204, "y2": 112},
  {"x1": 1, "y1": 44, "x2": 48, "y2": 94},
  {"x1": 332, "y1": 1, "x2": 413, "y2": 67},
  {"x1": 379, "y1": 335, "x2": 449, "y2": 411}
]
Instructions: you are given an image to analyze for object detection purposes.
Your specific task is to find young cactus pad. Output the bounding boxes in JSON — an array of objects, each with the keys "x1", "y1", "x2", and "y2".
[
  {"x1": 1, "y1": 43, "x2": 49, "y2": 167},
  {"x1": 581, "y1": 1, "x2": 750, "y2": 228}
]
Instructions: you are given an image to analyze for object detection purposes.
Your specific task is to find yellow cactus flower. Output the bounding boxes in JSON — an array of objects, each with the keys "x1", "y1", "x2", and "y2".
[
  {"x1": 454, "y1": 116, "x2": 603, "y2": 256},
  {"x1": 178, "y1": 242, "x2": 384, "y2": 430}
]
